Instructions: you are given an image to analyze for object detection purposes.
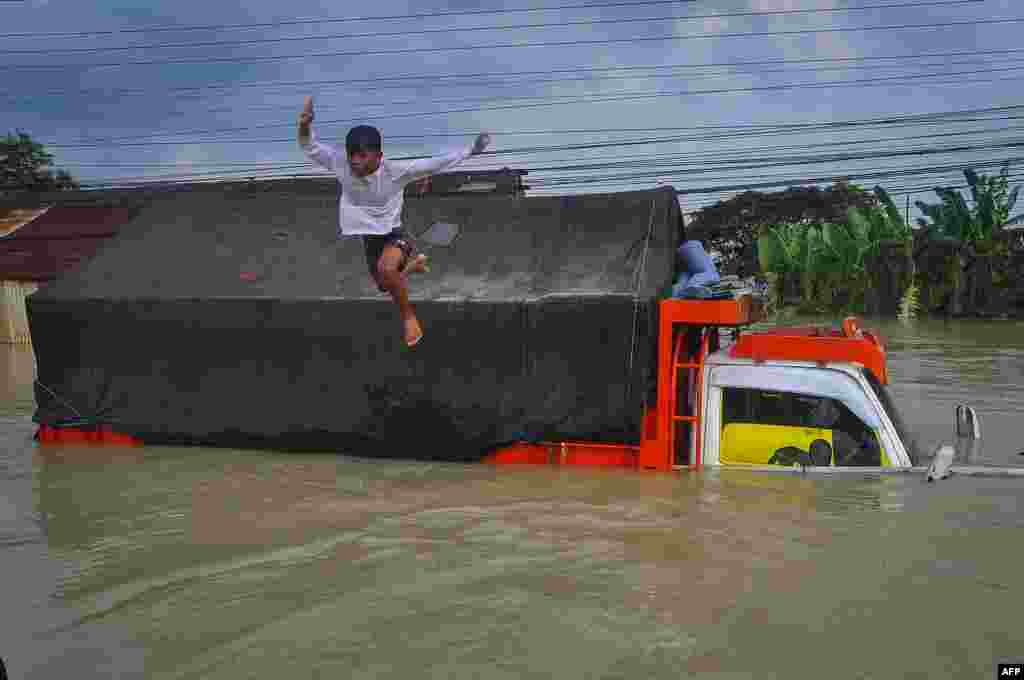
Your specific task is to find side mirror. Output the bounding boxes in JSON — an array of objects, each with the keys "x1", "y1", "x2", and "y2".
[
  {"x1": 954, "y1": 405, "x2": 981, "y2": 439},
  {"x1": 953, "y1": 404, "x2": 982, "y2": 463}
]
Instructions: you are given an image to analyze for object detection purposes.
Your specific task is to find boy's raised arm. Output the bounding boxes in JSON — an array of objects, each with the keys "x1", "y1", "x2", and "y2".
[
  {"x1": 298, "y1": 96, "x2": 314, "y2": 147},
  {"x1": 298, "y1": 96, "x2": 340, "y2": 171},
  {"x1": 397, "y1": 132, "x2": 491, "y2": 185}
]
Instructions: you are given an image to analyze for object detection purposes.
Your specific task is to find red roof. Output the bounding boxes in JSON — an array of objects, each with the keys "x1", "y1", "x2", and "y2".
[{"x1": 0, "y1": 206, "x2": 136, "y2": 281}]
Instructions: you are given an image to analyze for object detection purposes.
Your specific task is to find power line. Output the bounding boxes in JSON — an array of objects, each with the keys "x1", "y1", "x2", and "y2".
[
  {"x1": 40, "y1": 105, "x2": 1024, "y2": 149},
  {"x1": 61, "y1": 126, "x2": 1024, "y2": 180},
  {"x1": 39, "y1": 114, "x2": 1024, "y2": 160},
  {"x1": 530, "y1": 156, "x2": 1024, "y2": 190},
  {"x1": 868, "y1": 175, "x2": 1024, "y2": 198},
  {"x1": 141, "y1": 63, "x2": 1024, "y2": 122},
  {"x1": 58, "y1": 135, "x2": 1024, "y2": 187},
  {"x1": 538, "y1": 145, "x2": 1023, "y2": 175},
  {"x1": 87, "y1": 153, "x2": 1024, "y2": 187},
  {"x1": 0, "y1": 0, "x2": 980, "y2": 55},
  {"x1": 4, "y1": 17, "x2": 1021, "y2": 71},
  {"x1": 508, "y1": 139, "x2": 1024, "y2": 174},
  {"x1": 9, "y1": 46, "x2": 1024, "y2": 100},
  {"x1": 183, "y1": 54, "x2": 1024, "y2": 99},
  {"x1": 31, "y1": 57, "x2": 1011, "y2": 121},
  {"x1": 673, "y1": 172, "x2": 1024, "y2": 211},
  {"x1": 70, "y1": 154, "x2": 1015, "y2": 192},
  {"x1": 47, "y1": 131, "x2": 1024, "y2": 173},
  {"x1": 11, "y1": 65, "x2": 1019, "y2": 146},
  {"x1": 46, "y1": 69, "x2": 1024, "y2": 145},
  {"x1": 533, "y1": 164, "x2": 1024, "y2": 200},
  {"x1": 53, "y1": 120, "x2": 1024, "y2": 169},
  {"x1": 53, "y1": 151, "x2": 1022, "y2": 198},
  {"x1": 523, "y1": 132, "x2": 1024, "y2": 171},
  {"x1": 77, "y1": 155, "x2": 1024, "y2": 191},
  {"x1": 451, "y1": 137, "x2": 1024, "y2": 186},
  {"x1": 0, "y1": 0, "x2": 701, "y2": 38}
]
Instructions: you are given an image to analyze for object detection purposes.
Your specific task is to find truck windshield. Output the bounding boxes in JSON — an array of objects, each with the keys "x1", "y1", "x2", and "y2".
[{"x1": 862, "y1": 368, "x2": 923, "y2": 465}]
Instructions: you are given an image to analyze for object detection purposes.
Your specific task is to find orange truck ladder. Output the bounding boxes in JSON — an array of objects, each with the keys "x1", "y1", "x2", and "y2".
[{"x1": 639, "y1": 296, "x2": 762, "y2": 470}]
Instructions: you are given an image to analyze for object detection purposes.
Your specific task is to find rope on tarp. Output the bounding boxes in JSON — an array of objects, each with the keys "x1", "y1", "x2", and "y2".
[
  {"x1": 624, "y1": 198, "x2": 657, "y2": 413},
  {"x1": 33, "y1": 379, "x2": 85, "y2": 420},
  {"x1": 32, "y1": 379, "x2": 122, "y2": 428}
]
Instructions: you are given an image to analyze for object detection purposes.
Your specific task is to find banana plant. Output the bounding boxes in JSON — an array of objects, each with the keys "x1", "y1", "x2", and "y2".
[
  {"x1": 968, "y1": 164, "x2": 1024, "y2": 231},
  {"x1": 915, "y1": 187, "x2": 972, "y2": 241},
  {"x1": 757, "y1": 222, "x2": 814, "y2": 307},
  {"x1": 819, "y1": 221, "x2": 868, "y2": 276},
  {"x1": 757, "y1": 222, "x2": 812, "y2": 274},
  {"x1": 915, "y1": 163, "x2": 1024, "y2": 243},
  {"x1": 847, "y1": 186, "x2": 912, "y2": 257}
]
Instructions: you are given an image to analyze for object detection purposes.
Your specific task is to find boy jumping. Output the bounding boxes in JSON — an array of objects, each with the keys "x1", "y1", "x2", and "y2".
[{"x1": 298, "y1": 95, "x2": 490, "y2": 347}]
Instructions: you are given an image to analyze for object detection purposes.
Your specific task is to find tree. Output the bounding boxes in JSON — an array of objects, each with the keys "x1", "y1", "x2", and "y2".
[
  {"x1": 1, "y1": 130, "x2": 79, "y2": 193},
  {"x1": 686, "y1": 180, "x2": 877, "y2": 274}
]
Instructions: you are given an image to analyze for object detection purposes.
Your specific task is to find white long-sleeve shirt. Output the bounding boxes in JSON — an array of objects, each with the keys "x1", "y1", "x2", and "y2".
[{"x1": 301, "y1": 128, "x2": 474, "y2": 236}]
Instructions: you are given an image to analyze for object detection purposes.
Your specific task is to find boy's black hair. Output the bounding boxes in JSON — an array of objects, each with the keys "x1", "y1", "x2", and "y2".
[{"x1": 346, "y1": 125, "x2": 382, "y2": 154}]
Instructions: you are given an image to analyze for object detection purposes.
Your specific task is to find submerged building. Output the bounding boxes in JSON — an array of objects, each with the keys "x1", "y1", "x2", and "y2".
[
  {"x1": 0, "y1": 203, "x2": 140, "y2": 344},
  {"x1": 17, "y1": 178, "x2": 682, "y2": 460}
]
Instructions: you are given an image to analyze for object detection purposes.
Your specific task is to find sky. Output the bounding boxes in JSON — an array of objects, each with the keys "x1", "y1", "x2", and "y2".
[{"x1": 3, "y1": 0, "x2": 1024, "y2": 216}]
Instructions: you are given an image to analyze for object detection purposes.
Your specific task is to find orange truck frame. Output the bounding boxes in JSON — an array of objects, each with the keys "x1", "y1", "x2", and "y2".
[{"x1": 484, "y1": 295, "x2": 890, "y2": 471}]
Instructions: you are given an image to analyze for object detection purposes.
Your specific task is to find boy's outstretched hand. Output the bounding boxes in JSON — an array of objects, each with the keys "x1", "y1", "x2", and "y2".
[
  {"x1": 472, "y1": 132, "x2": 491, "y2": 155},
  {"x1": 299, "y1": 96, "x2": 314, "y2": 126}
]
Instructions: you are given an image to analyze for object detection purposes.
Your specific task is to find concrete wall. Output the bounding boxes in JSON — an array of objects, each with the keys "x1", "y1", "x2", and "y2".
[{"x1": 0, "y1": 281, "x2": 38, "y2": 344}]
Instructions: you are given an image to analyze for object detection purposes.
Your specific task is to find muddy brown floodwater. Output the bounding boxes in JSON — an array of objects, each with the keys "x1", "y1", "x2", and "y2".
[{"x1": 2, "y1": 316, "x2": 1023, "y2": 678}]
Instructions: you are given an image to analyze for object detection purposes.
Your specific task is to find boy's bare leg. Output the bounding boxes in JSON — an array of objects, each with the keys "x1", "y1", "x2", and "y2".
[
  {"x1": 404, "y1": 254, "x2": 429, "y2": 273},
  {"x1": 377, "y1": 246, "x2": 423, "y2": 346},
  {"x1": 370, "y1": 255, "x2": 425, "y2": 290}
]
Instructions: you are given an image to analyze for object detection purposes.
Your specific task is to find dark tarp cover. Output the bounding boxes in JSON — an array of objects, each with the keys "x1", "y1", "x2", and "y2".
[{"x1": 27, "y1": 181, "x2": 681, "y2": 460}]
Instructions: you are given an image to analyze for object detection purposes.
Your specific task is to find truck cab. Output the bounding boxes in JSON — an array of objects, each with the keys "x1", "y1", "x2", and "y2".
[
  {"x1": 661, "y1": 303, "x2": 925, "y2": 471},
  {"x1": 699, "y1": 344, "x2": 922, "y2": 469},
  {"x1": 486, "y1": 295, "x2": 975, "y2": 474}
]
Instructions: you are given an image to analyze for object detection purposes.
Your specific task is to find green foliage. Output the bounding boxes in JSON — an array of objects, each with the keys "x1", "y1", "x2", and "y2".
[
  {"x1": 690, "y1": 180, "x2": 877, "y2": 273},
  {"x1": 759, "y1": 217, "x2": 879, "y2": 279},
  {"x1": 756, "y1": 193, "x2": 909, "y2": 313},
  {"x1": 846, "y1": 186, "x2": 912, "y2": 256},
  {"x1": 820, "y1": 221, "x2": 864, "y2": 275},
  {"x1": 1, "y1": 130, "x2": 79, "y2": 192},
  {"x1": 898, "y1": 283, "x2": 920, "y2": 323},
  {"x1": 757, "y1": 222, "x2": 806, "y2": 274},
  {"x1": 756, "y1": 228, "x2": 788, "y2": 274},
  {"x1": 914, "y1": 163, "x2": 1024, "y2": 243}
]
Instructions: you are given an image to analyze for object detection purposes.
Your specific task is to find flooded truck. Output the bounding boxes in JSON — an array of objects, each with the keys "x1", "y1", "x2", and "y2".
[{"x1": 486, "y1": 295, "x2": 984, "y2": 476}]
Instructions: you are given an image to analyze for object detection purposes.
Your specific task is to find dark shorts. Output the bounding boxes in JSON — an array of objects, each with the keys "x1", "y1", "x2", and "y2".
[{"x1": 363, "y1": 228, "x2": 417, "y2": 291}]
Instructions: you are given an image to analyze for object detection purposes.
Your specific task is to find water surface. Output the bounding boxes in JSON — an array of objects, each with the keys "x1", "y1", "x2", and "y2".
[{"x1": 2, "y1": 317, "x2": 1023, "y2": 678}]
